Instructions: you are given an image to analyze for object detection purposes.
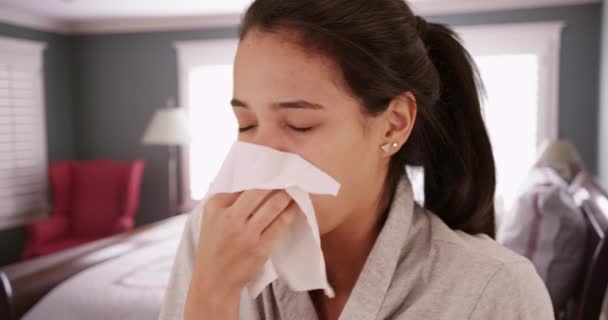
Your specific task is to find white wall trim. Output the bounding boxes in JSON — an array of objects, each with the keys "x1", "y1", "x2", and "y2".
[
  {"x1": 0, "y1": 5, "x2": 70, "y2": 33},
  {"x1": 411, "y1": 0, "x2": 599, "y2": 16},
  {"x1": 65, "y1": 14, "x2": 242, "y2": 34},
  {"x1": 0, "y1": 0, "x2": 599, "y2": 34},
  {"x1": 454, "y1": 21, "x2": 565, "y2": 146}
]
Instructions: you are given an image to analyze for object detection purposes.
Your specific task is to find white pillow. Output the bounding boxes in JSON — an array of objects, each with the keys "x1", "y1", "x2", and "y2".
[{"x1": 497, "y1": 167, "x2": 587, "y2": 312}]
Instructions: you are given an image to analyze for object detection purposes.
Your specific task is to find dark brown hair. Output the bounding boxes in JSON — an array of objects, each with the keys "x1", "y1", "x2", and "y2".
[{"x1": 239, "y1": 0, "x2": 496, "y2": 237}]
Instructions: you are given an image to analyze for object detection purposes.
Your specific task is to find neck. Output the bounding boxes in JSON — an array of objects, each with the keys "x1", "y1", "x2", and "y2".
[
  {"x1": 310, "y1": 179, "x2": 393, "y2": 320},
  {"x1": 319, "y1": 177, "x2": 394, "y2": 296}
]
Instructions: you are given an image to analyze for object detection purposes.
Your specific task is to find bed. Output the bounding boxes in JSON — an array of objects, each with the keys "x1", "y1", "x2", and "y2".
[
  {"x1": 4, "y1": 172, "x2": 608, "y2": 320},
  {"x1": 0, "y1": 213, "x2": 188, "y2": 320}
]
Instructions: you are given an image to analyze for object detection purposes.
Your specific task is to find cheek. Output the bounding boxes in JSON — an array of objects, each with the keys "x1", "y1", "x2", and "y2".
[
  {"x1": 309, "y1": 194, "x2": 350, "y2": 234},
  {"x1": 310, "y1": 171, "x2": 369, "y2": 235},
  {"x1": 298, "y1": 121, "x2": 369, "y2": 181},
  {"x1": 303, "y1": 138, "x2": 377, "y2": 234}
]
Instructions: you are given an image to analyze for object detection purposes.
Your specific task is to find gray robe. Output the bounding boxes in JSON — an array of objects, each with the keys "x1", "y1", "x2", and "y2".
[{"x1": 159, "y1": 175, "x2": 554, "y2": 320}]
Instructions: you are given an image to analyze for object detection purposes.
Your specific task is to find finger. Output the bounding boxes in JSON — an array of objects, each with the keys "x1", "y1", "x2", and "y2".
[
  {"x1": 248, "y1": 193, "x2": 293, "y2": 233},
  {"x1": 229, "y1": 189, "x2": 275, "y2": 219},
  {"x1": 248, "y1": 191, "x2": 293, "y2": 233},
  {"x1": 211, "y1": 192, "x2": 241, "y2": 206},
  {"x1": 205, "y1": 192, "x2": 241, "y2": 213},
  {"x1": 260, "y1": 201, "x2": 299, "y2": 245}
]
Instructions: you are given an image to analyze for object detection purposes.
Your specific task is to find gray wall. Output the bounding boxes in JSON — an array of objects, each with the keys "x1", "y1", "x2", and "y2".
[
  {"x1": 72, "y1": 28, "x2": 237, "y2": 228},
  {"x1": 0, "y1": 3, "x2": 602, "y2": 266},
  {"x1": 599, "y1": 1, "x2": 608, "y2": 189},
  {"x1": 0, "y1": 23, "x2": 75, "y2": 266},
  {"x1": 430, "y1": 4, "x2": 602, "y2": 175}
]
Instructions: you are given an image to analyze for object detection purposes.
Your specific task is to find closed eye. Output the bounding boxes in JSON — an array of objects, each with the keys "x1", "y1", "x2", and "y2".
[
  {"x1": 238, "y1": 125, "x2": 255, "y2": 133},
  {"x1": 238, "y1": 125, "x2": 314, "y2": 133},
  {"x1": 290, "y1": 125, "x2": 313, "y2": 132}
]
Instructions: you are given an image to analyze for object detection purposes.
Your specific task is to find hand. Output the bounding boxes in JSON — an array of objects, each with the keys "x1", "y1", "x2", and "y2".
[{"x1": 185, "y1": 189, "x2": 299, "y2": 318}]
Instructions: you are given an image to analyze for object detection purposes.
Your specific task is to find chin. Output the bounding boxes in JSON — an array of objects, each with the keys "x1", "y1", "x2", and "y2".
[
  {"x1": 315, "y1": 215, "x2": 345, "y2": 237},
  {"x1": 310, "y1": 196, "x2": 347, "y2": 236}
]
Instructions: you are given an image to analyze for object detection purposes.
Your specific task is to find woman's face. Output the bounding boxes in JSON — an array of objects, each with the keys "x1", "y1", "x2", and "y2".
[{"x1": 233, "y1": 29, "x2": 398, "y2": 236}]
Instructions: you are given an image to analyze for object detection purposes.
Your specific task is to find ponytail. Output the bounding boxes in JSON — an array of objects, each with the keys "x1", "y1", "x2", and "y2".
[
  {"x1": 414, "y1": 21, "x2": 496, "y2": 237},
  {"x1": 240, "y1": 0, "x2": 497, "y2": 237}
]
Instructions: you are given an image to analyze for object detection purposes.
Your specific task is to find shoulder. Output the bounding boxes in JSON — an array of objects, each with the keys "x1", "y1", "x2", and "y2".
[
  {"x1": 468, "y1": 260, "x2": 554, "y2": 319},
  {"x1": 408, "y1": 205, "x2": 535, "y2": 276},
  {"x1": 425, "y1": 208, "x2": 528, "y2": 266},
  {"x1": 411, "y1": 207, "x2": 554, "y2": 319}
]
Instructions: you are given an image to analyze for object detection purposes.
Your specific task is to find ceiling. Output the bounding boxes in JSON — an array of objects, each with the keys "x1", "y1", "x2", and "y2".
[
  {"x1": 0, "y1": 0, "x2": 255, "y2": 20},
  {"x1": 0, "y1": 0, "x2": 599, "y2": 33}
]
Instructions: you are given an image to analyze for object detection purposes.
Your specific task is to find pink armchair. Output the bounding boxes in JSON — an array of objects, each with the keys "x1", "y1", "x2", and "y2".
[{"x1": 22, "y1": 159, "x2": 146, "y2": 259}]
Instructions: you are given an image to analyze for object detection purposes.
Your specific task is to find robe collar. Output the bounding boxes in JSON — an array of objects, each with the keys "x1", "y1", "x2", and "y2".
[{"x1": 272, "y1": 174, "x2": 415, "y2": 320}]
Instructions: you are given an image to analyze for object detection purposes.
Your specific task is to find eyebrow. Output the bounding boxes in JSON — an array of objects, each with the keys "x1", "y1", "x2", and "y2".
[{"x1": 231, "y1": 98, "x2": 326, "y2": 111}]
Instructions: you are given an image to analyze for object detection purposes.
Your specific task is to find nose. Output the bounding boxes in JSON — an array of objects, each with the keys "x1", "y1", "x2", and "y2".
[{"x1": 248, "y1": 124, "x2": 289, "y2": 153}]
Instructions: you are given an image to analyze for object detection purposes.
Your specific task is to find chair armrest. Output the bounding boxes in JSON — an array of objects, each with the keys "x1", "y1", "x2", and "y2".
[
  {"x1": 120, "y1": 159, "x2": 145, "y2": 225},
  {"x1": 24, "y1": 216, "x2": 69, "y2": 244},
  {"x1": 112, "y1": 216, "x2": 134, "y2": 234}
]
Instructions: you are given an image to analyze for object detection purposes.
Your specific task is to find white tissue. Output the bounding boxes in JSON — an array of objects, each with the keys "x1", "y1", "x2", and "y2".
[{"x1": 200, "y1": 141, "x2": 340, "y2": 299}]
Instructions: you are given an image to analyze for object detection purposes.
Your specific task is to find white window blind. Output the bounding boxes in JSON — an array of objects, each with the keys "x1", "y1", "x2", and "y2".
[{"x1": 0, "y1": 36, "x2": 48, "y2": 230}]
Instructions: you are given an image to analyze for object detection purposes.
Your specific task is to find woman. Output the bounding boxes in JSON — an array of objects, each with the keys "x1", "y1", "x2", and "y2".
[{"x1": 159, "y1": 0, "x2": 553, "y2": 319}]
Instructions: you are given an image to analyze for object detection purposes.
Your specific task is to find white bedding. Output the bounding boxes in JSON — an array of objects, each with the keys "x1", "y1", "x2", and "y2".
[{"x1": 23, "y1": 215, "x2": 187, "y2": 320}]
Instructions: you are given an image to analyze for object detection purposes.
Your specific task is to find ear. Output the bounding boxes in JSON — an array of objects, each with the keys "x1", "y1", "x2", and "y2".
[{"x1": 380, "y1": 91, "x2": 417, "y2": 157}]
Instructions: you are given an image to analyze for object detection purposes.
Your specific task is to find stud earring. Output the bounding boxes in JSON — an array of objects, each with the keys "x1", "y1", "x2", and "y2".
[{"x1": 381, "y1": 142, "x2": 399, "y2": 153}]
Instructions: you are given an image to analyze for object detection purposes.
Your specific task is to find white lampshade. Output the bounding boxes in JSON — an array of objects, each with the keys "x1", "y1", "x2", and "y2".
[{"x1": 142, "y1": 107, "x2": 191, "y2": 145}]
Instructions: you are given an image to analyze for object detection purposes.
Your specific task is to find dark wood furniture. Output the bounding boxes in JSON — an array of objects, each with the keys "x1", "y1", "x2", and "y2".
[
  {"x1": 0, "y1": 214, "x2": 186, "y2": 320},
  {"x1": 569, "y1": 172, "x2": 608, "y2": 320}
]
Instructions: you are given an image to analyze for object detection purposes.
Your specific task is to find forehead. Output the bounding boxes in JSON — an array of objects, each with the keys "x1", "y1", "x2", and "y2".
[{"x1": 233, "y1": 29, "x2": 354, "y2": 107}]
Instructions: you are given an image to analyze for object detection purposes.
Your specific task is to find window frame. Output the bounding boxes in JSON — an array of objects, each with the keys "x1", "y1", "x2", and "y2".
[
  {"x1": 174, "y1": 38, "x2": 238, "y2": 209},
  {"x1": 453, "y1": 21, "x2": 565, "y2": 146}
]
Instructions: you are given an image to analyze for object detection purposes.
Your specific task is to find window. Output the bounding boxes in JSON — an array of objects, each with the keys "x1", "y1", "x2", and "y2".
[
  {"x1": 174, "y1": 39, "x2": 238, "y2": 205},
  {"x1": 0, "y1": 36, "x2": 48, "y2": 230},
  {"x1": 176, "y1": 22, "x2": 564, "y2": 219},
  {"x1": 454, "y1": 22, "x2": 564, "y2": 221}
]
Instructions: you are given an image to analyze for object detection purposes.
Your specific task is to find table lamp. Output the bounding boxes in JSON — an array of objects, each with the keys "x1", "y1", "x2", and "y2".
[{"x1": 142, "y1": 98, "x2": 191, "y2": 216}]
